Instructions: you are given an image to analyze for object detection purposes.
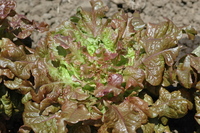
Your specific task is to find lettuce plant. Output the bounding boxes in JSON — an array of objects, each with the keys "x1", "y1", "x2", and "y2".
[
  {"x1": 0, "y1": 0, "x2": 48, "y2": 132},
  {"x1": 0, "y1": 0, "x2": 199, "y2": 132}
]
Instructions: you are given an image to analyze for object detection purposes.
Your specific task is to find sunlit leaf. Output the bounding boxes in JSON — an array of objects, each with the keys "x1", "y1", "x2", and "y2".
[
  {"x1": 99, "y1": 98, "x2": 149, "y2": 133},
  {"x1": 150, "y1": 87, "x2": 193, "y2": 118}
]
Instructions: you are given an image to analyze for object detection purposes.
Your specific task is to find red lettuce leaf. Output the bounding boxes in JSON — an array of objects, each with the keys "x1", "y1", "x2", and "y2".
[
  {"x1": 60, "y1": 100, "x2": 91, "y2": 124},
  {"x1": 94, "y1": 74, "x2": 124, "y2": 98},
  {"x1": 149, "y1": 87, "x2": 193, "y2": 118},
  {"x1": 0, "y1": 0, "x2": 48, "y2": 44},
  {"x1": 0, "y1": 0, "x2": 15, "y2": 19},
  {"x1": 177, "y1": 55, "x2": 194, "y2": 88},
  {"x1": 123, "y1": 66, "x2": 145, "y2": 89},
  {"x1": 22, "y1": 101, "x2": 59, "y2": 133},
  {"x1": 99, "y1": 97, "x2": 149, "y2": 133}
]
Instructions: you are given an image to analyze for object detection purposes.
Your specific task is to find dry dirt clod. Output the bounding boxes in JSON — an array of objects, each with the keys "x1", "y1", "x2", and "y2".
[{"x1": 111, "y1": 0, "x2": 146, "y2": 10}]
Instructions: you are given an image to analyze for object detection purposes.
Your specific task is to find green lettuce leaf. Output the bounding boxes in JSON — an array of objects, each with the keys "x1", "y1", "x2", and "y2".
[
  {"x1": 195, "y1": 95, "x2": 200, "y2": 124},
  {"x1": 0, "y1": 91, "x2": 13, "y2": 117}
]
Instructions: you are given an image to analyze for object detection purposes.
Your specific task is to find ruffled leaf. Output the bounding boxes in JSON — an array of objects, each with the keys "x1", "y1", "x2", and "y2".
[
  {"x1": 123, "y1": 66, "x2": 145, "y2": 89},
  {"x1": 0, "y1": 0, "x2": 16, "y2": 19},
  {"x1": 99, "y1": 97, "x2": 149, "y2": 133},
  {"x1": 0, "y1": 68, "x2": 14, "y2": 79},
  {"x1": 94, "y1": 74, "x2": 124, "y2": 98},
  {"x1": 0, "y1": 91, "x2": 13, "y2": 117},
  {"x1": 0, "y1": 0, "x2": 48, "y2": 43},
  {"x1": 146, "y1": 20, "x2": 182, "y2": 40},
  {"x1": 182, "y1": 25, "x2": 197, "y2": 40},
  {"x1": 176, "y1": 55, "x2": 193, "y2": 88},
  {"x1": 194, "y1": 95, "x2": 200, "y2": 124},
  {"x1": 192, "y1": 45, "x2": 200, "y2": 57},
  {"x1": 149, "y1": 87, "x2": 193, "y2": 118},
  {"x1": 60, "y1": 100, "x2": 91, "y2": 124},
  {"x1": 4, "y1": 77, "x2": 32, "y2": 94},
  {"x1": 143, "y1": 54, "x2": 165, "y2": 86},
  {"x1": 190, "y1": 55, "x2": 200, "y2": 73},
  {"x1": 141, "y1": 122, "x2": 171, "y2": 133},
  {"x1": 23, "y1": 101, "x2": 59, "y2": 133}
]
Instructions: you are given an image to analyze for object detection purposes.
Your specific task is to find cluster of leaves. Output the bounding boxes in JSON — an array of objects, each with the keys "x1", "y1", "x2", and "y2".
[
  {"x1": 0, "y1": 0, "x2": 199, "y2": 132},
  {"x1": 0, "y1": 0, "x2": 48, "y2": 132}
]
